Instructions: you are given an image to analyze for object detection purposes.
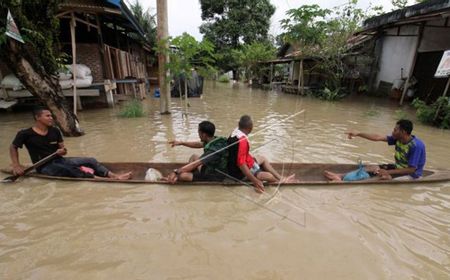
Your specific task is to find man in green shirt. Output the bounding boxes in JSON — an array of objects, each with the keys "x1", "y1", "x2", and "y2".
[{"x1": 167, "y1": 121, "x2": 228, "y2": 183}]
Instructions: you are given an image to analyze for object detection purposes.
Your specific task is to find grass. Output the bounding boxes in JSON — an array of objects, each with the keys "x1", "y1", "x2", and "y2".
[
  {"x1": 118, "y1": 100, "x2": 145, "y2": 118},
  {"x1": 395, "y1": 109, "x2": 408, "y2": 120},
  {"x1": 218, "y1": 74, "x2": 230, "y2": 83}
]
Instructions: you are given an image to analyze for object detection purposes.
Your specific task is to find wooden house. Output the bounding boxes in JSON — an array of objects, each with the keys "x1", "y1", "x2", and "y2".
[
  {"x1": 0, "y1": 0, "x2": 156, "y2": 111},
  {"x1": 355, "y1": 0, "x2": 450, "y2": 104}
]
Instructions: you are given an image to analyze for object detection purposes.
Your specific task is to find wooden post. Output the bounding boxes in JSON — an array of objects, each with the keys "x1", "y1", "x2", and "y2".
[
  {"x1": 290, "y1": 61, "x2": 294, "y2": 84},
  {"x1": 0, "y1": 68, "x2": 7, "y2": 99},
  {"x1": 95, "y1": 14, "x2": 107, "y2": 81},
  {"x1": 400, "y1": 24, "x2": 424, "y2": 105},
  {"x1": 70, "y1": 13, "x2": 78, "y2": 115},
  {"x1": 157, "y1": 0, "x2": 171, "y2": 114},
  {"x1": 269, "y1": 63, "x2": 273, "y2": 90},
  {"x1": 300, "y1": 59, "x2": 304, "y2": 95},
  {"x1": 297, "y1": 60, "x2": 302, "y2": 94},
  {"x1": 104, "y1": 79, "x2": 116, "y2": 107},
  {"x1": 184, "y1": 75, "x2": 188, "y2": 115}
]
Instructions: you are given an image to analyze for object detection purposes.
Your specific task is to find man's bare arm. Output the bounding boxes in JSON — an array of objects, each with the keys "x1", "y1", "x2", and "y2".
[
  {"x1": 378, "y1": 167, "x2": 417, "y2": 179},
  {"x1": 57, "y1": 142, "x2": 67, "y2": 156},
  {"x1": 9, "y1": 144, "x2": 24, "y2": 175},
  {"x1": 347, "y1": 131, "x2": 387, "y2": 142},
  {"x1": 239, "y1": 164, "x2": 265, "y2": 193},
  {"x1": 169, "y1": 140, "x2": 203, "y2": 148}
]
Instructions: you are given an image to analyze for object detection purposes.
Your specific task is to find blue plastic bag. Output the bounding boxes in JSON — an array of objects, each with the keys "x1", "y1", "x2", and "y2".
[
  {"x1": 154, "y1": 88, "x2": 160, "y2": 98},
  {"x1": 343, "y1": 161, "x2": 370, "y2": 181}
]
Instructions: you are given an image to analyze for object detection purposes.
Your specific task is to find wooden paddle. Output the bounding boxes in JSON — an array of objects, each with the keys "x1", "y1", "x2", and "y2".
[{"x1": 2, "y1": 152, "x2": 59, "y2": 183}]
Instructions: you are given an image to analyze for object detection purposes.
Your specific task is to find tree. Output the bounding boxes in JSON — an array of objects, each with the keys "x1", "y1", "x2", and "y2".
[
  {"x1": 130, "y1": 1, "x2": 157, "y2": 48},
  {"x1": 280, "y1": 5, "x2": 331, "y2": 48},
  {"x1": 232, "y1": 42, "x2": 276, "y2": 81},
  {"x1": 199, "y1": 0, "x2": 275, "y2": 80},
  {"x1": 0, "y1": 1, "x2": 83, "y2": 136},
  {"x1": 279, "y1": 1, "x2": 383, "y2": 100},
  {"x1": 159, "y1": 33, "x2": 215, "y2": 114},
  {"x1": 392, "y1": 0, "x2": 409, "y2": 9}
]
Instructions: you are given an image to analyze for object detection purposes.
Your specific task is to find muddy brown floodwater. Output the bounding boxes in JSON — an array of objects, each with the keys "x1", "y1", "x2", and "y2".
[{"x1": 0, "y1": 81, "x2": 449, "y2": 279}]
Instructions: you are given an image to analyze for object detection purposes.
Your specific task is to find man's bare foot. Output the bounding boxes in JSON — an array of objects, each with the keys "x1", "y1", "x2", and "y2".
[
  {"x1": 108, "y1": 171, "x2": 133, "y2": 180},
  {"x1": 117, "y1": 172, "x2": 133, "y2": 180},
  {"x1": 280, "y1": 174, "x2": 299, "y2": 184},
  {"x1": 323, "y1": 170, "x2": 342, "y2": 182}
]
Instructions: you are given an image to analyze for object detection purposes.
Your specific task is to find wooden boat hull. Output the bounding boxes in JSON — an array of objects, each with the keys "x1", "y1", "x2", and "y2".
[{"x1": 2, "y1": 162, "x2": 450, "y2": 185}]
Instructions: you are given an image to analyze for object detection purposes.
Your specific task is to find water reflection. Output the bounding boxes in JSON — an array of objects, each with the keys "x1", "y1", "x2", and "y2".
[{"x1": 0, "y1": 81, "x2": 449, "y2": 279}]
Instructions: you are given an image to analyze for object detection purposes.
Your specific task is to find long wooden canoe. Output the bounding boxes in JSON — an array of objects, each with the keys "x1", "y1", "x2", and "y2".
[{"x1": 2, "y1": 162, "x2": 450, "y2": 185}]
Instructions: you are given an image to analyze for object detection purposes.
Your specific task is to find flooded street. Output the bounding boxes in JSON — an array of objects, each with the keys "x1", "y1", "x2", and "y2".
[{"x1": 0, "y1": 81, "x2": 449, "y2": 279}]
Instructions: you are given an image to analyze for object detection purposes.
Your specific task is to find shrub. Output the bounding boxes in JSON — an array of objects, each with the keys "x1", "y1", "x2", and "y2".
[
  {"x1": 119, "y1": 100, "x2": 144, "y2": 118},
  {"x1": 218, "y1": 74, "x2": 230, "y2": 83},
  {"x1": 313, "y1": 87, "x2": 346, "y2": 101},
  {"x1": 412, "y1": 97, "x2": 450, "y2": 129},
  {"x1": 395, "y1": 109, "x2": 408, "y2": 120}
]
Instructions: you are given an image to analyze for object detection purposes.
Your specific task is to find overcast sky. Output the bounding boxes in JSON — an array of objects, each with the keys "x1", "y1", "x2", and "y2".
[{"x1": 136, "y1": 0, "x2": 418, "y2": 40}]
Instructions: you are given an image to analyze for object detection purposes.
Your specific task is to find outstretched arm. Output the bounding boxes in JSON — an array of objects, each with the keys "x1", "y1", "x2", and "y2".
[
  {"x1": 347, "y1": 131, "x2": 387, "y2": 142},
  {"x1": 169, "y1": 140, "x2": 204, "y2": 148}
]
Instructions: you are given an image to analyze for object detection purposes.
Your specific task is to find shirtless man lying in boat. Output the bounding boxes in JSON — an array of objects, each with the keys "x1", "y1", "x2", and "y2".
[
  {"x1": 324, "y1": 119, "x2": 426, "y2": 181},
  {"x1": 227, "y1": 115, "x2": 298, "y2": 192},
  {"x1": 9, "y1": 107, "x2": 132, "y2": 180}
]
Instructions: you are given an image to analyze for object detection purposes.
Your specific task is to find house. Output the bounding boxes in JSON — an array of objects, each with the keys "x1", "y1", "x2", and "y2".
[
  {"x1": 356, "y1": 0, "x2": 450, "y2": 104},
  {"x1": 0, "y1": 0, "x2": 156, "y2": 111},
  {"x1": 258, "y1": 43, "x2": 322, "y2": 94}
]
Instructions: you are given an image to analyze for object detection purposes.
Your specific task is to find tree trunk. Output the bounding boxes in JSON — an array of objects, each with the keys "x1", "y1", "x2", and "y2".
[
  {"x1": 3, "y1": 40, "x2": 83, "y2": 136},
  {"x1": 232, "y1": 69, "x2": 240, "y2": 81}
]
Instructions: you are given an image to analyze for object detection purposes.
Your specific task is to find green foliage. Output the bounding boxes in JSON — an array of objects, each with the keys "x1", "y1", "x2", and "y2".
[
  {"x1": 0, "y1": 27, "x2": 6, "y2": 46},
  {"x1": 280, "y1": 5, "x2": 331, "y2": 46},
  {"x1": 279, "y1": 0, "x2": 384, "y2": 99},
  {"x1": 232, "y1": 42, "x2": 276, "y2": 80},
  {"x1": 199, "y1": 0, "x2": 275, "y2": 75},
  {"x1": 218, "y1": 74, "x2": 230, "y2": 83},
  {"x1": 358, "y1": 84, "x2": 368, "y2": 93},
  {"x1": 119, "y1": 100, "x2": 145, "y2": 118},
  {"x1": 412, "y1": 97, "x2": 450, "y2": 129},
  {"x1": 160, "y1": 33, "x2": 216, "y2": 79},
  {"x1": 129, "y1": 1, "x2": 157, "y2": 47},
  {"x1": 313, "y1": 87, "x2": 346, "y2": 101},
  {"x1": 364, "y1": 109, "x2": 380, "y2": 117},
  {"x1": 0, "y1": 0, "x2": 62, "y2": 75},
  {"x1": 391, "y1": 0, "x2": 409, "y2": 10},
  {"x1": 395, "y1": 109, "x2": 408, "y2": 120}
]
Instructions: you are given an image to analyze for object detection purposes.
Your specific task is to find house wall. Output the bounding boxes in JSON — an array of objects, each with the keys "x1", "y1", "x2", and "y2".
[
  {"x1": 376, "y1": 25, "x2": 418, "y2": 88},
  {"x1": 76, "y1": 43, "x2": 104, "y2": 82},
  {"x1": 419, "y1": 18, "x2": 450, "y2": 52}
]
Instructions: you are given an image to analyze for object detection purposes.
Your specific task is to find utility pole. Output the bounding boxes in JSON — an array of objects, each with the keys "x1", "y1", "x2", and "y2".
[{"x1": 157, "y1": 0, "x2": 171, "y2": 114}]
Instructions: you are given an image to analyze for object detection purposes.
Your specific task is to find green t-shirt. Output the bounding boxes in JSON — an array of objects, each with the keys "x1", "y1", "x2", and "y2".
[{"x1": 200, "y1": 136, "x2": 228, "y2": 176}]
